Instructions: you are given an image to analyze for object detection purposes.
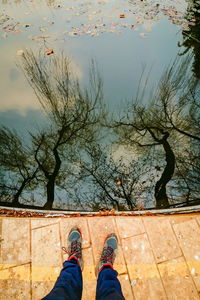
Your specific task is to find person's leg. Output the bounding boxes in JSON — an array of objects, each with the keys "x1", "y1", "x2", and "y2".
[
  {"x1": 95, "y1": 234, "x2": 125, "y2": 300},
  {"x1": 96, "y1": 266, "x2": 125, "y2": 300},
  {"x1": 42, "y1": 258, "x2": 82, "y2": 300},
  {"x1": 42, "y1": 227, "x2": 83, "y2": 300}
]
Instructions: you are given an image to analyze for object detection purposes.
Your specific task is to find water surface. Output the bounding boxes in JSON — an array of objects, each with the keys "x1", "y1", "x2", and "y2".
[{"x1": 0, "y1": 0, "x2": 199, "y2": 209}]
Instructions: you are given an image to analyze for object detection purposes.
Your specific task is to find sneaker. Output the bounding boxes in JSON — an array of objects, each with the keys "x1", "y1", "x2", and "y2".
[
  {"x1": 97, "y1": 233, "x2": 118, "y2": 273},
  {"x1": 62, "y1": 227, "x2": 83, "y2": 269}
]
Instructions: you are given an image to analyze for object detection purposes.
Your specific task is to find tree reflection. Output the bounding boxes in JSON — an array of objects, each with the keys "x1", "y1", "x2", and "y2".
[
  {"x1": 0, "y1": 54, "x2": 199, "y2": 210},
  {"x1": 0, "y1": 127, "x2": 38, "y2": 205},
  {"x1": 20, "y1": 50, "x2": 104, "y2": 209},
  {"x1": 178, "y1": 0, "x2": 200, "y2": 78},
  {"x1": 77, "y1": 141, "x2": 152, "y2": 211},
  {"x1": 112, "y1": 56, "x2": 200, "y2": 209}
]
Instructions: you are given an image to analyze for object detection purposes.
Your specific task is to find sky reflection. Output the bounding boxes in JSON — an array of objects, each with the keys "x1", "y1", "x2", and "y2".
[{"x1": 0, "y1": 0, "x2": 190, "y2": 128}]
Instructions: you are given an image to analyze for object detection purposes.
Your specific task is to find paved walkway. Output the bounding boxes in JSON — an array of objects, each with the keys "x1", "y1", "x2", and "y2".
[{"x1": 0, "y1": 214, "x2": 200, "y2": 299}]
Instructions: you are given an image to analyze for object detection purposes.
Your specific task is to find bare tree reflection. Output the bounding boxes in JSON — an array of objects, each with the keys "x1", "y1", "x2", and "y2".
[
  {"x1": 0, "y1": 54, "x2": 199, "y2": 210},
  {"x1": 112, "y1": 56, "x2": 200, "y2": 208},
  {"x1": 20, "y1": 50, "x2": 104, "y2": 209},
  {"x1": 178, "y1": 0, "x2": 200, "y2": 78},
  {"x1": 0, "y1": 127, "x2": 38, "y2": 204},
  {"x1": 77, "y1": 142, "x2": 151, "y2": 210}
]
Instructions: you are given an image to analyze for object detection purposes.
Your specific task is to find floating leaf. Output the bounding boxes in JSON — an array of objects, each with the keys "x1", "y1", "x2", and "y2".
[
  {"x1": 139, "y1": 32, "x2": 147, "y2": 38},
  {"x1": 39, "y1": 26, "x2": 47, "y2": 32},
  {"x1": 16, "y1": 49, "x2": 24, "y2": 56},
  {"x1": 116, "y1": 180, "x2": 122, "y2": 185},
  {"x1": 45, "y1": 49, "x2": 54, "y2": 55},
  {"x1": 2, "y1": 32, "x2": 7, "y2": 38}
]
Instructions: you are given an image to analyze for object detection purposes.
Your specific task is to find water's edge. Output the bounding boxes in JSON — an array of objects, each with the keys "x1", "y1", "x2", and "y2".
[{"x1": 0, "y1": 205, "x2": 200, "y2": 216}]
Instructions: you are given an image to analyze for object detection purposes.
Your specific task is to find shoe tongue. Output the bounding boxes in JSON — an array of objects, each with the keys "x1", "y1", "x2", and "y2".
[
  {"x1": 107, "y1": 238, "x2": 117, "y2": 249},
  {"x1": 70, "y1": 232, "x2": 80, "y2": 240}
]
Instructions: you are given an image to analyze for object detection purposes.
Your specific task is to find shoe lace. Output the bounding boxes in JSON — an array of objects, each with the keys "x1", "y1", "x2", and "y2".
[
  {"x1": 62, "y1": 240, "x2": 82, "y2": 259},
  {"x1": 101, "y1": 246, "x2": 115, "y2": 265}
]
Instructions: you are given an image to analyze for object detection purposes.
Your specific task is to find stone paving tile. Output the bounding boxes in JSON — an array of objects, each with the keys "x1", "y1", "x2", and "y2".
[
  {"x1": 119, "y1": 274, "x2": 135, "y2": 300},
  {"x1": 31, "y1": 223, "x2": 62, "y2": 299},
  {"x1": 32, "y1": 280, "x2": 55, "y2": 300},
  {"x1": 82, "y1": 247, "x2": 96, "y2": 300},
  {"x1": 0, "y1": 263, "x2": 31, "y2": 299},
  {"x1": 158, "y1": 256, "x2": 199, "y2": 300},
  {"x1": 169, "y1": 214, "x2": 197, "y2": 225},
  {"x1": 196, "y1": 215, "x2": 200, "y2": 227},
  {"x1": 0, "y1": 219, "x2": 2, "y2": 259},
  {"x1": 173, "y1": 219, "x2": 200, "y2": 293},
  {"x1": 82, "y1": 247, "x2": 134, "y2": 300},
  {"x1": 1, "y1": 214, "x2": 200, "y2": 299},
  {"x1": 81, "y1": 250, "x2": 133, "y2": 300},
  {"x1": 60, "y1": 218, "x2": 90, "y2": 251},
  {"x1": 31, "y1": 218, "x2": 60, "y2": 229},
  {"x1": 88, "y1": 217, "x2": 127, "y2": 275},
  {"x1": 115, "y1": 217, "x2": 145, "y2": 238},
  {"x1": 122, "y1": 233, "x2": 167, "y2": 300},
  {"x1": 82, "y1": 279, "x2": 96, "y2": 300},
  {"x1": 0, "y1": 219, "x2": 30, "y2": 268},
  {"x1": 143, "y1": 217, "x2": 182, "y2": 263}
]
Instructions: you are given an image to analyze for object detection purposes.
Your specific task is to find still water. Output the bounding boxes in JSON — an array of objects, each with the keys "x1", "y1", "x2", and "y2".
[{"x1": 0, "y1": 0, "x2": 199, "y2": 209}]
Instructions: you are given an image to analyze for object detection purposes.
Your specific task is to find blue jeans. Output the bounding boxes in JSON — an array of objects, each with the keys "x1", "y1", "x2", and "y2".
[{"x1": 42, "y1": 259, "x2": 125, "y2": 300}]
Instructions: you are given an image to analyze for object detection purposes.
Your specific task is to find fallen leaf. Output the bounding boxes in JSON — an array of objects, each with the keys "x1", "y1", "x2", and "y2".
[
  {"x1": 45, "y1": 49, "x2": 54, "y2": 55},
  {"x1": 145, "y1": 211, "x2": 154, "y2": 216},
  {"x1": 16, "y1": 49, "x2": 24, "y2": 56},
  {"x1": 2, "y1": 32, "x2": 8, "y2": 38},
  {"x1": 14, "y1": 30, "x2": 22, "y2": 34},
  {"x1": 40, "y1": 26, "x2": 47, "y2": 32},
  {"x1": 116, "y1": 180, "x2": 122, "y2": 185},
  {"x1": 139, "y1": 32, "x2": 147, "y2": 38},
  {"x1": 99, "y1": 210, "x2": 109, "y2": 216},
  {"x1": 75, "y1": 213, "x2": 81, "y2": 217}
]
